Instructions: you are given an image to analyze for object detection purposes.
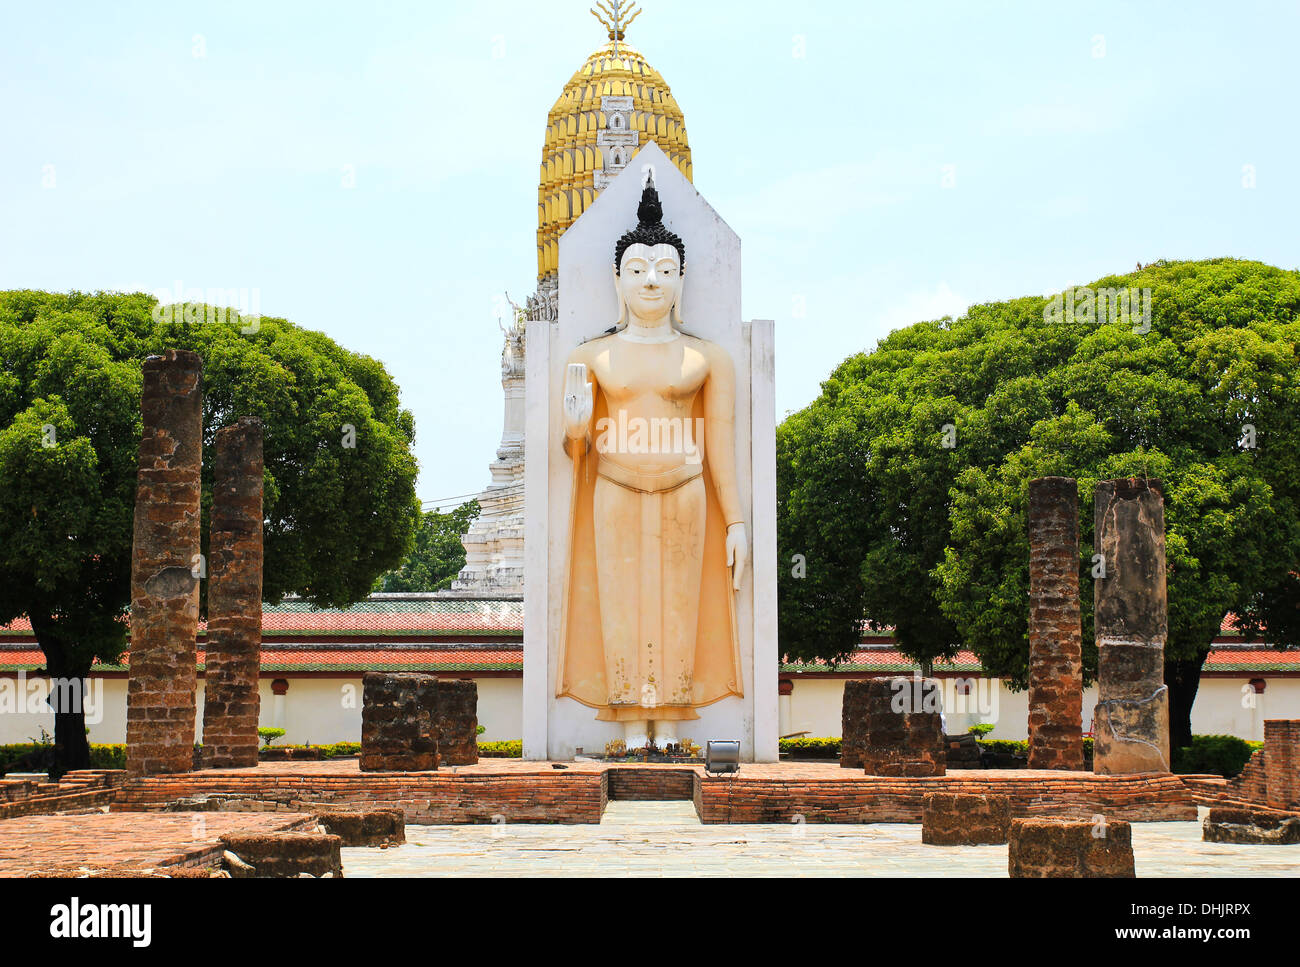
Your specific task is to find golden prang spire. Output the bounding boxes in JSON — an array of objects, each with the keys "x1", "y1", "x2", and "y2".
[
  {"x1": 536, "y1": 3, "x2": 693, "y2": 283},
  {"x1": 590, "y1": 1, "x2": 642, "y2": 54}
]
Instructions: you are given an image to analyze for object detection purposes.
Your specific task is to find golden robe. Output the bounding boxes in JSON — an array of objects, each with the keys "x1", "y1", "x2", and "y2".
[{"x1": 555, "y1": 368, "x2": 744, "y2": 721}]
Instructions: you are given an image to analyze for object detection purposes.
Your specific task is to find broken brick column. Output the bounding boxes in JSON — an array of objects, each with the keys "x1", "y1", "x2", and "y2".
[
  {"x1": 360, "y1": 673, "x2": 438, "y2": 772},
  {"x1": 857, "y1": 676, "x2": 946, "y2": 776},
  {"x1": 202, "y1": 418, "x2": 264, "y2": 769},
  {"x1": 1027, "y1": 477, "x2": 1084, "y2": 770},
  {"x1": 126, "y1": 350, "x2": 204, "y2": 777},
  {"x1": 1092, "y1": 478, "x2": 1171, "y2": 775},
  {"x1": 435, "y1": 679, "x2": 479, "y2": 765},
  {"x1": 841, "y1": 680, "x2": 872, "y2": 769},
  {"x1": 1264, "y1": 720, "x2": 1300, "y2": 811}
]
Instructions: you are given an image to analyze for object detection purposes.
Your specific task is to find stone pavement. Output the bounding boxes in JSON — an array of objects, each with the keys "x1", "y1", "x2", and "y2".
[{"x1": 341, "y1": 803, "x2": 1300, "y2": 878}]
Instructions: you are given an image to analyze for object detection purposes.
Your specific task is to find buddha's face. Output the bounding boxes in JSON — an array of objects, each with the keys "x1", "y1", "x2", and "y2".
[{"x1": 618, "y1": 243, "x2": 682, "y2": 326}]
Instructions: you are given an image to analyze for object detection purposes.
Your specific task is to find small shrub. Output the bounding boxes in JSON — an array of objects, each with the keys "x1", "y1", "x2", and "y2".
[
  {"x1": 1171, "y1": 735, "x2": 1260, "y2": 778},
  {"x1": 967, "y1": 723, "x2": 995, "y2": 738},
  {"x1": 258, "y1": 727, "x2": 286, "y2": 749},
  {"x1": 1, "y1": 743, "x2": 126, "y2": 772}
]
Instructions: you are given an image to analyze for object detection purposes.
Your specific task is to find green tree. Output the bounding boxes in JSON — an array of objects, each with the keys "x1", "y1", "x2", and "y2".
[
  {"x1": 376, "y1": 500, "x2": 480, "y2": 592},
  {"x1": 778, "y1": 260, "x2": 1300, "y2": 745},
  {"x1": 0, "y1": 291, "x2": 421, "y2": 775}
]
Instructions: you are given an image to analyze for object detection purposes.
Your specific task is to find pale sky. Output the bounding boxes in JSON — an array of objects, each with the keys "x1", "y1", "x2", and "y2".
[{"x1": 2, "y1": 1, "x2": 1297, "y2": 506}]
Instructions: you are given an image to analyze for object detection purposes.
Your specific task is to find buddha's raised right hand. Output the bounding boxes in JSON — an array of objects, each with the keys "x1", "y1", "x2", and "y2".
[{"x1": 563, "y1": 362, "x2": 594, "y2": 441}]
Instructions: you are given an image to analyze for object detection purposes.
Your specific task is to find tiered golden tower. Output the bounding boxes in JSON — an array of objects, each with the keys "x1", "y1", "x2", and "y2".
[
  {"x1": 535, "y1": 3, "x2": 693, "y2": 282},
  {"x1": 457, "y1": 4, "x2": 694, "y2": 594}
]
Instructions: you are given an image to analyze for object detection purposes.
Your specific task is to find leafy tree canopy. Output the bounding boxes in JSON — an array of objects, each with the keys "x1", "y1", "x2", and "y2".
[
  {"x1": 778, "y1": 259, "x2": 1300, "y2": 740},
  {"x1": 0, "y1": 290, "x2": 421, "y2": 769},
  {"x1": 377, "y1": 500, "x2": 480, "y2": 593}
]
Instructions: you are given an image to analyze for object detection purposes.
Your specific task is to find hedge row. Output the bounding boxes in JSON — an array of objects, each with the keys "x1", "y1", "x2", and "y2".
[
  {"x1": 5, "y1": 734, "x2": 1258, "y2": 776},
  {"x1": 779, "y1": 734, "x2": 1259, "y2": 777},
  {"x1": 478, "y1": 740, "x2": 523, "y2": 758},
  {"x1": 778, "y1": 737, "x2": 841, "y2": 759},
  {"x1": 0, "y1": 744, "x2": 127, "y2": 771}
]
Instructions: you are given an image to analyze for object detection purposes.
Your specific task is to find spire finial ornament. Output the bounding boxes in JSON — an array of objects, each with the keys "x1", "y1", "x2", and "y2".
[{"x1": 590, "y1": 1, "x2": 643, "y2": 56}]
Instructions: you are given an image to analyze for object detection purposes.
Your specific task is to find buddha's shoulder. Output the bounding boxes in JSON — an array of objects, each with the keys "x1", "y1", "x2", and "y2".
[
  {"x1": 568, "y1": 333, "x2": 614, "y2": 361},
  {"x1": 679, "y1": 332, "x2": 733, "y2": 364}
]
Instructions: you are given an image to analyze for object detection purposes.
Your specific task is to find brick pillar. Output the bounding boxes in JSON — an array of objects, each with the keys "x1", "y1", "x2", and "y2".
[
  {"x1": 202, "y1": 418, "x2": 264, "y2": 769},
  {"x1": 126, "y1": 351, "x2": 203, "y2": 777},
  {"x1": 1027, "y1": 477, "x2": 1084, "y2": 770},
  {"x1": 1264, "y1": 720, "x2": 1300, "y2": 811},
  {"x1": 1093, "y1": 478, "x2": 1170, "y2": 774},
  {"x1": 435, "y1": 679, "x2": 479, "y2": 765}
]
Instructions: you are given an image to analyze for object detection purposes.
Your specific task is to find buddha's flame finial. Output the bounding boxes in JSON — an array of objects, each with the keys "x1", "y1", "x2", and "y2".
[{"x1": 590, "y1": 1, "x2": 643, "y2": 55}]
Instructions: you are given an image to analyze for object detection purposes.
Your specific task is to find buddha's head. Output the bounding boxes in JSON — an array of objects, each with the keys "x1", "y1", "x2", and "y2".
[{"x1": 614, "y1": 170, "x2": 686, "y2": 328}]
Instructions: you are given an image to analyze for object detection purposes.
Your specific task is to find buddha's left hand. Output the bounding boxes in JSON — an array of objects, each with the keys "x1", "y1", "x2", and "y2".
[{"x1": 725, "y1": 522, "x2": 747, "y2": 591}]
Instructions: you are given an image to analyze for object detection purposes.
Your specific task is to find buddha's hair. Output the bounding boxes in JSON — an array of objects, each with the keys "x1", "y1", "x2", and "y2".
[{"x1": 614, "y1": 174, "x2": 685, "y2": 274}]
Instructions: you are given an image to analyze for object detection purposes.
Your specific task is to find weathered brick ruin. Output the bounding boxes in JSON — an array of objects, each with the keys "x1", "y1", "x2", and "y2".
[
  {"x1": 1203, "y1": 805, "x2": 1300, "y2": 845},
  {"x1": 1008, "y1": 817, "x2": 1135, "y2": 877},
  {"x1": 360, "y1": 672, "x2": 439, "y2": 771},
  {"x1": 435, "y1": 679, "x2": 480, "y2": 765},
  {"x1": 314, "y1": 810, "x2": 406, "y2": 847},
  {"x1": 219, "y1": 831, "x2": 342, "y2": 878},
  {"x1": 126, "y1": 351, "x2": 204, "y2": 778},
  {"x1": 358, "y1": 674, "x2": 480, "y2": 770},
  {"x1": 1027, "y1": 477, "x2": 1084, "y2": 770},
  {"x1": 921, "y1": 792, "x2": 1011, "y2": 845},
  {"x1": 201, "y1": 418, "x2": 264, "y2": 769},
  {"x1": 1264, "y1": 719, "x2": 1300, "y2": 811},
  {"x1": 841, "y1": 680, "x2": 871, "y2": 769},
  {"x1": 1092, "y1": 478, "x2": 1171, "y2": 774},
  {"x1": 853, "y1": 677, "x2": 946, "y2": 777}
]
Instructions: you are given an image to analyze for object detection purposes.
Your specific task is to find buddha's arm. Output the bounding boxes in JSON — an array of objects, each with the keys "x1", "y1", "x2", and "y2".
[{"x1": 703, "y1": 346, "x2": 744, "y2": 527}]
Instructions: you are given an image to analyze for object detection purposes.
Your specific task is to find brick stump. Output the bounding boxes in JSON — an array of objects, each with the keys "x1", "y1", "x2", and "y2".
[
  {"x1": 1203, "y1": 806, "x2": 1300, "y2": 845},
  {"x1": 202, "y1": 418, "x2": 264, "y2": 769},
  {"x1": 360, "y1": 672, "x2": 438, "y2": 772},
  {"x1": 315, "y1": 810, "x2": 406, "y2": 847},
  {"x1": 436, "y1": 679, "x2": 479, "y2": 765},
  {"x1": 220, "y1": 832, "x2": 342, "y2": 878},
  {"x1": 1027, "y1": 477, "x2": 1085, "y2": 770},
  {"x1": 1008, "y1": 818, "x2": 1135, "y2": 878},
  {"x1": 1093, "y1": 478, "x2": 1171, "y2": 774},
  {"x1": 841, "y1": 680, "x2": 872, "y2": 769},
  {"x1": 126, "y1": 350, "x2": 204, "y2": 778},
  {"x1": 858, "y1": 676, "x2": 945, "y2": 777},
  {"x1": 944, "y1": 733, "x2": 983, "y2": 769},
  {"x1": 922, "y1": 793, "x2": 1011, "y2": 845}
]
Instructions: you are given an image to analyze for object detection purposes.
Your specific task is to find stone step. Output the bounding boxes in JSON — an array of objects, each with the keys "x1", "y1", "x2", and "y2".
[{"x1": 601, "y1": 800, "x2": 701, "y2": 826}]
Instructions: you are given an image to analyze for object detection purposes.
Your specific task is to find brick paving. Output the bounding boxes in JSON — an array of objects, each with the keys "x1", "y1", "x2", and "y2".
[{"x1": 0, "y1": 811, "x2": 316, "y2": 876}]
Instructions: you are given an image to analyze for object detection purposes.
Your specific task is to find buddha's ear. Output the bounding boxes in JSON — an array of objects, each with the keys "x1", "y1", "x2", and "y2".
[
  {"x1": 613, "y1": 266, "x2": 627, "y2": 328},
  {"x1": 672, "y1": 271, "x2": 686, "y2": 330}
]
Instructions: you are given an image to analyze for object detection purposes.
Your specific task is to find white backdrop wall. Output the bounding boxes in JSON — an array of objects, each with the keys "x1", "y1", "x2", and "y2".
[
  {"x1": 1, "y1": 674, "x2": 1291, "y2": 747},
  {"x1": 0, "y1": 675, "x2": 522, "y2": 746}
]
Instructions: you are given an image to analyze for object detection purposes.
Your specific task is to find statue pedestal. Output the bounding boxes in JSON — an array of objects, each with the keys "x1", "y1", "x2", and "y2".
[{"x1": 522, "y1": 142, "x2": 778, "y2": 762}]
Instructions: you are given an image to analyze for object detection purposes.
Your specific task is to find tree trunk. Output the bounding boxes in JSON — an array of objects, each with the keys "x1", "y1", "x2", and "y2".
[
  {"x1": 1164, "y1": 649, "x2": 1210, "y2": 751},
  {"x1": 29, "y1": 616, "x2": 92, "y2": 780}
]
